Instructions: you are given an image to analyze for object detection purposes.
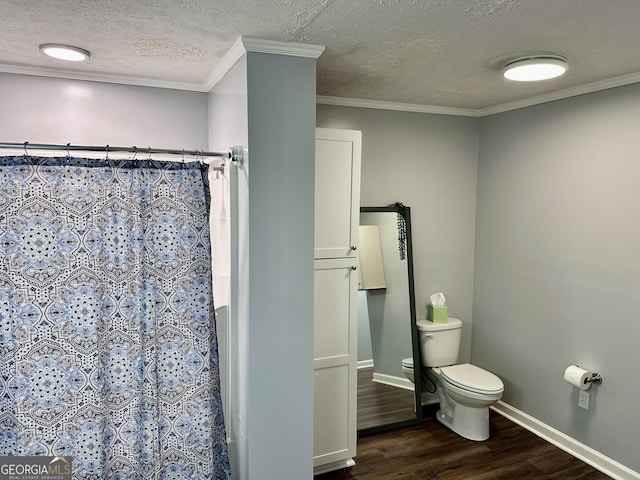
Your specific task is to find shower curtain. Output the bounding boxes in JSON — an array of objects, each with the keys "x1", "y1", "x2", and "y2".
[{"x1": 0, "y1": 155, "x2": 231, "y2": 479}]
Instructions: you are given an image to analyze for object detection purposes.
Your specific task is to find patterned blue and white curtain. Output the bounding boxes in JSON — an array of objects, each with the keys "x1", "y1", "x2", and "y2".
[{"x1": 0, "y1": 156, "x2": 231, "y2": 479}]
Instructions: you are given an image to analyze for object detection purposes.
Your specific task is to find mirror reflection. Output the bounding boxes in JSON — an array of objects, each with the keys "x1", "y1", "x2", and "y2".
[{"x1": 357, "y1": 205, "x2": 420, "y2": 432}]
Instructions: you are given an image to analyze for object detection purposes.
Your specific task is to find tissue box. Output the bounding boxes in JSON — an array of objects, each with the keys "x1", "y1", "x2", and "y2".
[{"x1": 428, "y1": 305, "x2": 448, "y2": 323}]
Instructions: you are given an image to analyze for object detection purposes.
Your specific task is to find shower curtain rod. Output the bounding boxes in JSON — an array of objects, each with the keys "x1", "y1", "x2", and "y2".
[{"x1": 0, "y1": 142, "x2": 245, "y2": 168}]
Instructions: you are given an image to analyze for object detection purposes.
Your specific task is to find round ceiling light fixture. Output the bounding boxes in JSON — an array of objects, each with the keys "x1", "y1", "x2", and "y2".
[
  {"x1": 39, "y1": 43, "x2": 90, "y2": 62},
  {"x1": 503, "y1": 55, "x2": 568, "y2": 82}
]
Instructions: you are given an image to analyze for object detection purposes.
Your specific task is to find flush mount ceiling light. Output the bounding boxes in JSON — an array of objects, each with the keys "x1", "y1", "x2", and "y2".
[
  {"x1": 503, "y1": 55, "x2": 568, "y2": 82},
  {"x1": 39, "y1": 43, "x2": 90, "y2": 62}
]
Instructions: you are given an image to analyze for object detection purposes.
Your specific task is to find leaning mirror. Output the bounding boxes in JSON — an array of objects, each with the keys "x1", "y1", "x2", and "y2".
[{"x1": 357, "y1": 204, "x2": 422, "y2": 434}]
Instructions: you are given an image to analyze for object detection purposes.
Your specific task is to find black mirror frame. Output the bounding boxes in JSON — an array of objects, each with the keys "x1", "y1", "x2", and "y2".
[{"x1": 358, "y1": 204, "x2": 423, "y2": 436}]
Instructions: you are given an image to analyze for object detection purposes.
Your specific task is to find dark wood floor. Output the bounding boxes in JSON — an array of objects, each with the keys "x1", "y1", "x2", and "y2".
[
  {"x1": 357, "y1": 367, "x2": 416, "y2": 430},
  {"x1": 317, "y1": 407, "x2": 611, "y2": 480}
]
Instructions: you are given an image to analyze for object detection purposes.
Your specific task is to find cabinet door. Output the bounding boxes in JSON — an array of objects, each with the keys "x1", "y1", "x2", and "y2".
[
  {"x1": 313, "y1": 258, "x2": 357, "y2": 469},
  {"x1": 315, "y1": 128, "x2": 362, "y2": 259}
]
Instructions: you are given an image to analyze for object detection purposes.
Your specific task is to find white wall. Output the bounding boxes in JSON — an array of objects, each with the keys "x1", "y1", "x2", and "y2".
[
  {"x1": 208, "y1": 56, "x2": 249, "y2": 478},
  {"x1": 474, "y1": 83, "x2": 640, "y2": 473},
  {"x1": 0, "y1": 73, "x2": 207, "y2": 147},
  {"x1": 0, "y1": 71, "x2": 240, "y2": 468},
  {"x1": 317, "y1": 105, "x2": 480, "y2": 363}
]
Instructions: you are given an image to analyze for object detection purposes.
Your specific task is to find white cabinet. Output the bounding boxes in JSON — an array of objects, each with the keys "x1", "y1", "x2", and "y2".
[
  {"x1": 313, "y1": 128, "x2": 361, "y2": 475},
  {"x1": 314, "y1": 129, "x2": 361, "y2": 260},
  {"x1": 313, "y1": 259, "x2": 358, "y2": 470}
]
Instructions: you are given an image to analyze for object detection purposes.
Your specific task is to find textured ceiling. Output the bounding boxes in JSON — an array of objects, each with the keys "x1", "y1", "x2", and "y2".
[{"x1": 2, "y1": 0, "x2": 640, "y2": 112}]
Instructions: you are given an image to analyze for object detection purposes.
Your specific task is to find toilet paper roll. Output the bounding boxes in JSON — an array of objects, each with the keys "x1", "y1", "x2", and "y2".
[{"x1": 564, "y1": 365, "x2": 592, "y2": 390}]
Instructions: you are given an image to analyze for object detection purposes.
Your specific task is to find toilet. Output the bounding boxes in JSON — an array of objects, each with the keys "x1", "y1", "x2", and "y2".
[{"x1": 402, "y1": 318, "x2": 503, "y2": 441}]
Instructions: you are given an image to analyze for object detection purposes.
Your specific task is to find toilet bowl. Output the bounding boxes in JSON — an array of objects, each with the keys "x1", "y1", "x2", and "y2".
[
  {"x1": 430, "y1": 363, "x2": 503, "y2": 441},
  {"x1": 402, "y1": 318, "x2": 504, "y2": 441}
]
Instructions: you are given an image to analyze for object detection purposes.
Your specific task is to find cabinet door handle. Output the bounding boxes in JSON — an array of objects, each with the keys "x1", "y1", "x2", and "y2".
[{"x1": 350, "y1": 245, "x2": 357, "y2": 251}]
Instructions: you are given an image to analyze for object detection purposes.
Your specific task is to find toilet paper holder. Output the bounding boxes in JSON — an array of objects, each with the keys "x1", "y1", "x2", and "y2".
[
  {"x1": 565, "y1": 365, "x2": 603, "y2": 389},
  {"x1": 584, "y1": 372, "x2": 603, "y2": 386}
]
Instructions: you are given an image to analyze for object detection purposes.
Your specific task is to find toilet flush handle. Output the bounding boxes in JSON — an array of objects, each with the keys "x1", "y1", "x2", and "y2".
[{"x1": 422, "y1": 333, "x2": 433, "y2": 339}]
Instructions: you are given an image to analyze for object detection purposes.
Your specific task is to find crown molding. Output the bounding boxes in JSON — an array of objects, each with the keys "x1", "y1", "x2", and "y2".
[
  {"x1": 0, "y1": 62, "x2": 207, "y2": 92},
  {"x1": 319, "y1": 71, "x2": 640, "y2": 117},
  {"x1": 316, "y1": 95, "x2": 480, "y2": 117},
  {"x1": 203, "y1": 37, "x2": 248, "y2": 92},
  {"x1": 204, "y1": 37, "x2": 325, "y2": 92},
  {"x1": 478, "y1": 70, "x2": 640, "y2": 116},
  {"x1": 240, "y1": 37, "x2": 325, "y2": 59}
]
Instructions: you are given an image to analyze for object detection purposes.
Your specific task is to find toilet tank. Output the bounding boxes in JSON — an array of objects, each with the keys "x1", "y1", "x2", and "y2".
[{"x1": 417, "y1": 318, "x2": 462, "y2": 367}]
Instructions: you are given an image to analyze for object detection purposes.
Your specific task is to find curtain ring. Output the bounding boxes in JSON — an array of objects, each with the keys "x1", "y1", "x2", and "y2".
[
  {"x1": 66, "y1": 143, "x2": 71, "y2": 159},
  {"x1": 148, "y1": 147, "x2": 152, "y2": 161},
  {"x1": 105, "y1": 144, "x2": 110, "y2": 160},
  {"x1": 182, "y1": 149, "x2": 185, "y2": 164},
  {"x1": 23, "y1": 141, "x2": 29, "y2": 157},
  {"x1": 131, "y1": 146, "x2": 138, "y2": 161}
]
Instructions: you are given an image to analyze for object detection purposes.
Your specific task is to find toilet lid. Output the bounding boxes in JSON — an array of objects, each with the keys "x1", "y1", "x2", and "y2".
[{"x1": 440, "y1": 363, "x2": 503, "y2": 394}]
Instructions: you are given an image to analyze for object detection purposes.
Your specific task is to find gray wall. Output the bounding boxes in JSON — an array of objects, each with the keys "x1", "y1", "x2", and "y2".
[
  {"x1": 474, "y1": 83, "x2": 640, "y2": 472},
  {"x1": 243, "y1": 52, "x2": 317, "y2": 479},
  {"x1": 211, "y1": 52, "x2": 317, "y2": 480},
  {"x1": 357, "y1": 291, "x2": 374, "y2": 362},
  {"x1": 317, "y1": 105, "x2": 480, "y2": 363}
]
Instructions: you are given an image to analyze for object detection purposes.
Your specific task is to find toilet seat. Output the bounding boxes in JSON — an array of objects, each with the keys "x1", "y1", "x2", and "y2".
[
  {"x1": 440, "y1": 363, "x2": 503, "y2": 395},
  {"x1": 402, "y1": 357, "x2": 414, "y2": 369}
]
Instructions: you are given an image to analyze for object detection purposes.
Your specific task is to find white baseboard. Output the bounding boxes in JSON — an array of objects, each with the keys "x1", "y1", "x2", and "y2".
[
  {"x1": 491, "y1": 401, "x2": 640, "y2": 480},
  {"x1": 372, "y1": 372, "x2": 414, "y2": 391},
  {"x1": 313, "y1": 458, "x2": 356, "y2": 475},
  {"x1": 357, "y1": 359, "x2": 374, "y2": 369}
]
